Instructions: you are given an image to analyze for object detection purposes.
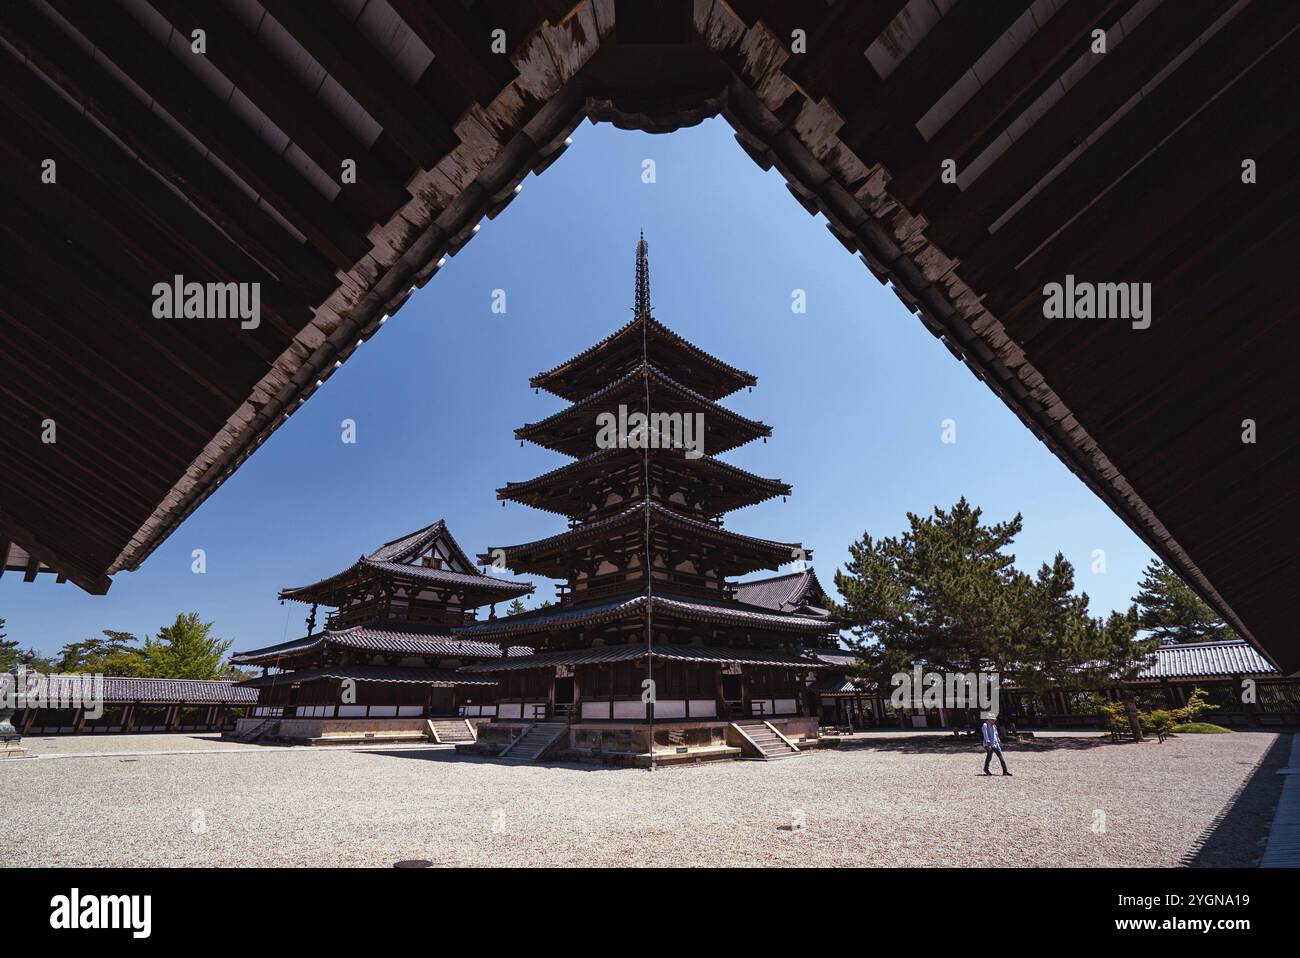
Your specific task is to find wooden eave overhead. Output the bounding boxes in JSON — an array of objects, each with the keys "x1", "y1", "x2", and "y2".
[{"x1": 1, "y1": 1, "x2": 1294, "y2": 675}]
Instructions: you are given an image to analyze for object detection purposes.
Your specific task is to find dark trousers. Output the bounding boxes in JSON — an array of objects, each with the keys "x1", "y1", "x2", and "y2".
[{"x1": 984, "y1": 745, "x2": 1009, "y2": 774}]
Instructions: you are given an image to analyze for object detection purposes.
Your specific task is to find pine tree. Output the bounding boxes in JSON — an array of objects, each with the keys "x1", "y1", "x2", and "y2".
[
  {"x1": 54, "y1": 631, "x2": 146, "y2": 675},
  {"x1": 506, "y1": 598, "x2": 528, "y2": 616},
  {"x1": 0, "y1": 617, "x2": 19, "y2": 670},
  {"x1": 1133, "y1": 559, "x2": 1235, "y2": 644},
  {"x1": 834, "y1": 499, "x2": 1154, "y2": 732},
  {"x1": 833, "y1": 498, "x2": 1024, "y2": 681}
]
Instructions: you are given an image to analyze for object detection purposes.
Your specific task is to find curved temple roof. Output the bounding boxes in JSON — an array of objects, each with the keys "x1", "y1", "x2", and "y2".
[
  {"x1": 277, "y1": 519, "x2": 532, "y2": 605},
  {"x1": 480, "y1": 500, "x2": 806, "y2": 575},
  {"x1": 530, "y1": 314, "x2": 758, "y2": 401},
  {"x1": 515, "y1": 362, "x2": 772, "y2": 458},
  {"x1": 232, "y1": 622, "x2": 533, "y2": 666},
  {"x1": 236, "y1": 665, "x2": 496, "y2": 688},
  {"x1": 497, "y1": 446, "x2": 792, "y2": 516},
  {"x1": 460, "y1": 642, "x2": 834, "y2": 673},
  {"x1": 458, "y1": 591, "x2": 834, "y2": 642}
]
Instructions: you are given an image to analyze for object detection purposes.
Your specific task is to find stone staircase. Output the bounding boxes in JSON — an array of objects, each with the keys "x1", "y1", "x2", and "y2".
[
  {"x1": 427, "y1": 718, "x2": 476, "y2": 744},
  {"x1": 498, "y1": 722, "x2": 567, "y2": 762},
  {"x1": 732, "y1": 720, "x2": 800, "y2": 760},
  {"x1": 232, "y1": 718, "x2": 279, "y2": 743}
]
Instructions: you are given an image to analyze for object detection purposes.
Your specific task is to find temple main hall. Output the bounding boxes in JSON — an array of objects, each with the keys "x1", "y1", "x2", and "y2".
[{"x1": 229, "y1": 519, "x2": 533, "y2": 745}]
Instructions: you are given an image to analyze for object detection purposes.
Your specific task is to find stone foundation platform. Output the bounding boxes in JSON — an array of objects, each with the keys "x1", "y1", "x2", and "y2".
[
  {"x1": 228, "y1": 716, "x2": 491, "y2": 745},
  {"x1": 457, "y1": 717, "x2": 822, "y2": 766}
]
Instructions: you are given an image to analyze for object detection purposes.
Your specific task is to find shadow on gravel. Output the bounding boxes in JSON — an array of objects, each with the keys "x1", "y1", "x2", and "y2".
[
  {"x1": 1183, "y1": 732, "x2": 1291, "y2": 867},
  {"x1": 358, "y1": 749, "x2": 613, "y2": 772},
  {"x1": 838, "y1": 735, "x2": 1116, "y2": 754}
]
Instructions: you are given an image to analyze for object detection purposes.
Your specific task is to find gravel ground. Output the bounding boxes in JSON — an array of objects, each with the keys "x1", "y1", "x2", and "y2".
[
  {"x1": 1, "y1": 731, "x2": 1281, "y2": 867},
  {"x1": 15, "y1": 733, "x2": 263, "y2": 756}
]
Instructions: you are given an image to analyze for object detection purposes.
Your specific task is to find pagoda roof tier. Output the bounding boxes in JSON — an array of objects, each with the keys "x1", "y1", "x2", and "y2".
[
  {"x1": 457, "y1": 592, "x2": 836, "y2": 643},
  {"x1": 479, "y1": 501, "x2": 807, "y2": 578},
  {"x1": 497, "y1": 446, "x2": 792, "y2": 517},
  {"x1": 278, "y1": 520, "x2": 531, "y2": 607},
  {"x1": 460, "y1": 640, "x2": 833, "y2": 673},
  {"x1": 530, "y1": 314, "x2": 757, "y2": 402},
  {"x1": 236, "y1": 665, "x2": 496, "y2": 688},
  {"x1": 279, "y1": 558, "x2": 532, "y2": 606},
  {"x1": 733, "y1": 568, "x2": 832, "y2": 618},
  {"x1": 515, "y1": 363, "x2": 771, "y2": 458},
  {"x1": 232, "y1": 622, "x2": 533, "y2": 666}
]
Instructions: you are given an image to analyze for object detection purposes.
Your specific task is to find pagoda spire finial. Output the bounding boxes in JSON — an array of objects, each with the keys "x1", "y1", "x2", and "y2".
[{"x1": 633, "y1": 231, "x2": 651, "y2": 318}]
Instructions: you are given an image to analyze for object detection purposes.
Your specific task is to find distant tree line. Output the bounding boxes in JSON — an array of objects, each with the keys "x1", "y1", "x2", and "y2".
[{"x1": 0, "y1": 612, "x2": 250, "y2": 680}]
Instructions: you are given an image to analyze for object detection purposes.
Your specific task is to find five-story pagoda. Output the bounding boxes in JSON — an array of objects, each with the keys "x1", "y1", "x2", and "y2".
[{"x1": 460, "y1": 236, "x2": 837, "y2": 765}]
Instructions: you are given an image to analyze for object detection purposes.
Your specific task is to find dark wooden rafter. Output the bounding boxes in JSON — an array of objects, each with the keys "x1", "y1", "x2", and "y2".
[
  {"x1": 0, "y1": 1, "x2": 338, "y2": 303},
  {"x1": 387, "y1": 0, "x2": 520, "y2": 105},
  {"x1": 44, "y1": 0, "x2": 370, "y2": 269},
  {"x1": 887, "y1": 0, "x2": 1132, "y2": 207},
  {"x1": 960, "y1": 7, "x2": 1300, "y2": 300},
  {"x1": 774, "y1": 0, "x2": 910, "y2": 107},
  {"x1": 923, "y1": 0, "x2": 1231, "y2": 257},
  {"x1": 839, "y1": 0, "x2": 1038, "y2": 163},
  {"x1": 0, "y1": 66, "x2": 297, "y2": 368},
  {"x1": 144, "y1": 0, "x2": 412, "y2": 228},
  {"x1": 256, "y1": 0, "x2": 457, "y2": 169}
]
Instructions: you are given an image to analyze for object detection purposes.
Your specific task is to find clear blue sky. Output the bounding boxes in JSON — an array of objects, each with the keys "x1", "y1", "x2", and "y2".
[{"x1": 3, "y1": 118, "x2": 1155, "y2": 657}]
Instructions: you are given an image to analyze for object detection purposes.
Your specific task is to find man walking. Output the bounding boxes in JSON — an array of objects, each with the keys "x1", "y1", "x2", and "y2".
[{"x1": 982, "y1": 713, "x2": 1011, "y2": 776}]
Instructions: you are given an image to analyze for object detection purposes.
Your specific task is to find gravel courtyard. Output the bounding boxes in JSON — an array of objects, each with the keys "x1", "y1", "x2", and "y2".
[{"x1": 2, "y1": 731, "x2": 1284, "y2": 867}]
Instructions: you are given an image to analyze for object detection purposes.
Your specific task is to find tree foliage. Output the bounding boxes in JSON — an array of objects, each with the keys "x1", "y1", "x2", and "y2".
[
  {"x1": 47, "y1": 614, "x2": 233, "y2": 679},
  {"x1": 140, "y1": 613, "x2": 232, "y2": 679},
  {"x1": 54, "y1": 631, "x2": 146, "y2": 676},
  {"x1": 1132, "y1": 559, "x2": 1236, "y2": 644},
  {"x1": 833, "y1": 498, "x2": 1157, "y2": 705},
  {"x1": 0, "y1": 616, "x2": 15, "y2": 670}
]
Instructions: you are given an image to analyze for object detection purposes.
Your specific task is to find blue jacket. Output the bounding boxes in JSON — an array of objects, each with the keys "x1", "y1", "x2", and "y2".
[{"x1": 981, "y1": 723, "x2": 1001, "y2": 748}]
